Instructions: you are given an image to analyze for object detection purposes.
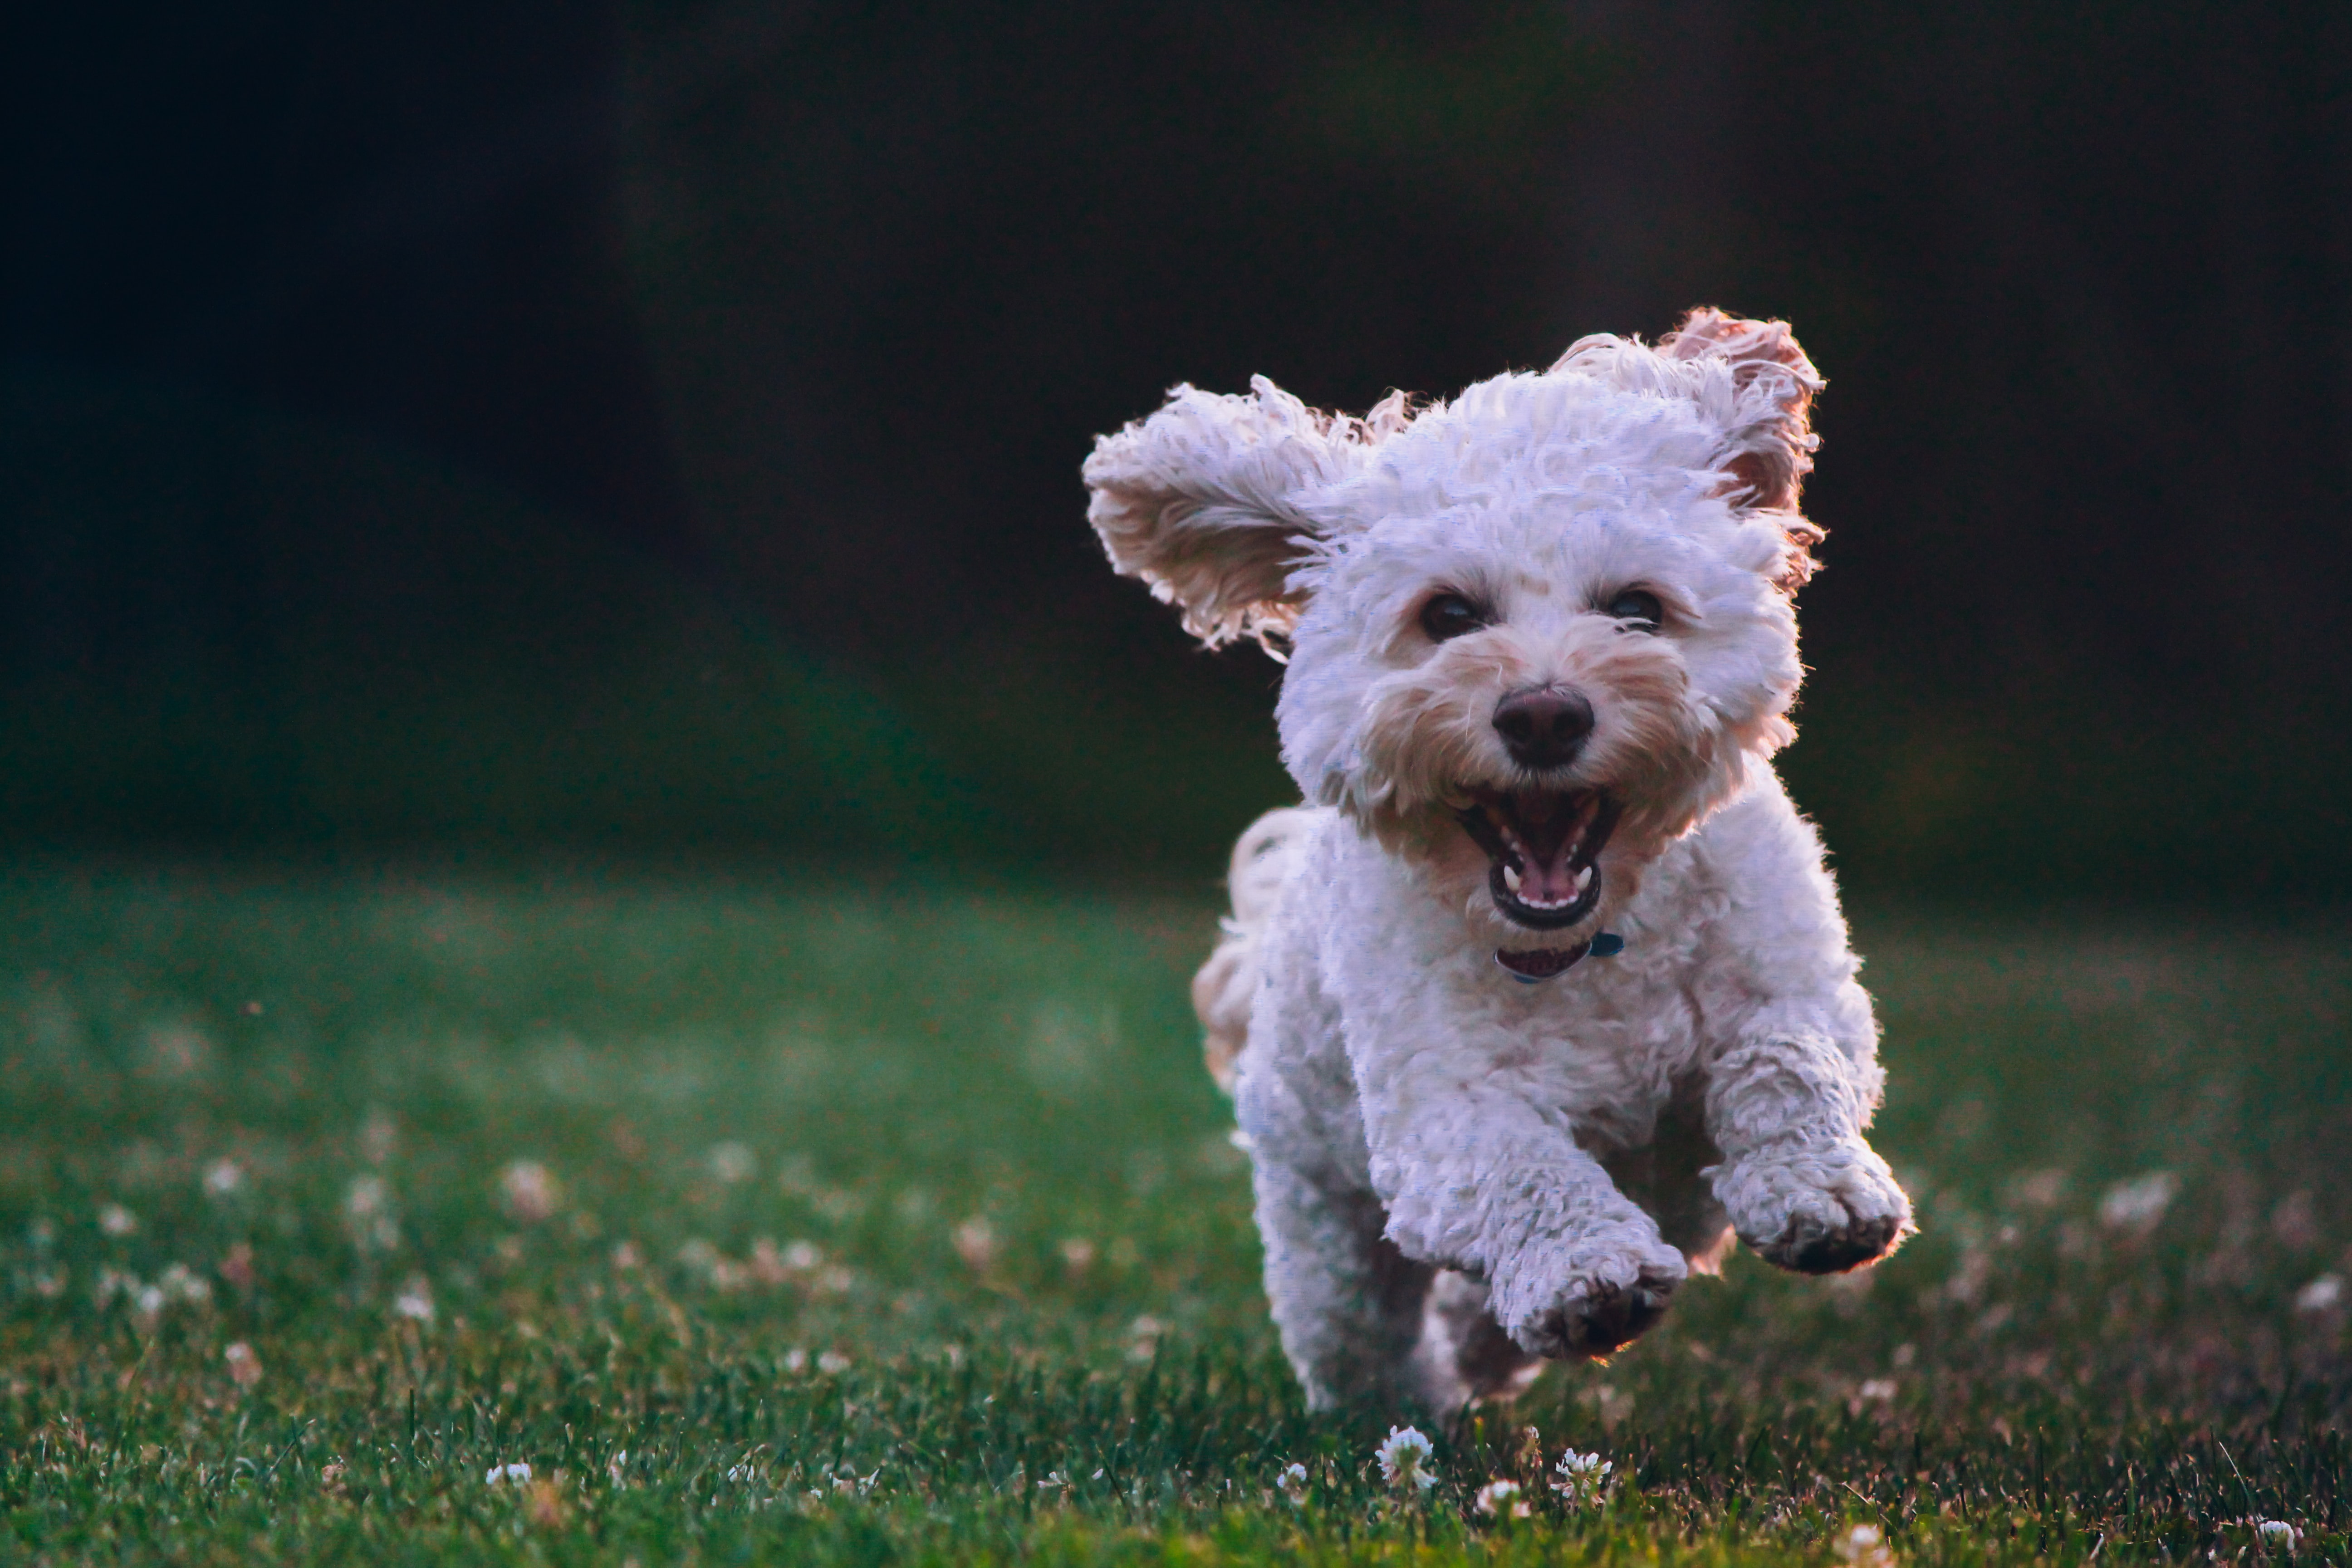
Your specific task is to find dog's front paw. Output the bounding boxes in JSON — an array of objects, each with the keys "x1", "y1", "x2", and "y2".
[
  {"x1": 1496, "y1": 1231, "x2": 1688, "y2": 1359},
  {"x1": 1716, "y1": 1142, "x2": 1914, "y2": 1274}
]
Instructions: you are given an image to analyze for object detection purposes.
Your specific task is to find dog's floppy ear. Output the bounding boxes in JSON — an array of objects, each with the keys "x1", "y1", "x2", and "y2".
[
  {"x1": 1558, "y1": 306, "x2": 1825, "y2": 590},
  {"x1": 1085, "y1": 377, "x2": 1387, "y2": 649},
  {"x1": 1655, "y1": 307, "x2": 1824, "y2": 519}
]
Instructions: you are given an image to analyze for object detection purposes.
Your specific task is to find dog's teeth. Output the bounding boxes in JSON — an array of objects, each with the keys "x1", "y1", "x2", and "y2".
[
  {"x1": 1574, "y1": 865, "x2": 1593, "y2": 890},
  {"x1": 1502, "y1": 864, "x2": 1522, "y2": 893}
]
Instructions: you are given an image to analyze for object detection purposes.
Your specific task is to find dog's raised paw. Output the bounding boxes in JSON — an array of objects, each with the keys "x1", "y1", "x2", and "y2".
[
  {"x1": 1549, "y1": 1271, "x2": 1677, "y2": 1355},
  {"x1": 1717, "y1": 1142, "x2": 1914, "y2": 1276},
  {"x1": 1757, "y1": 1210, "x2": 1906, "y2": 1274},
  {"x1": 1501, "y1": 1240, "x2": 1687, "y2": 1360}
]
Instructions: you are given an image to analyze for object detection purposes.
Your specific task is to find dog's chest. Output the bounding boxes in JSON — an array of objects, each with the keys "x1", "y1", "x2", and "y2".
[{"x1": 1313, "y1": 831, "x2": 1712, "y2": 1147}]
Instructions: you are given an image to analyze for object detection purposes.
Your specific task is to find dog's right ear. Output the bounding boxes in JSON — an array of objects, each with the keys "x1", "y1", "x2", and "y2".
[{"x1": 1085, "y1": 377, "x2": 1386, "y2": 650}]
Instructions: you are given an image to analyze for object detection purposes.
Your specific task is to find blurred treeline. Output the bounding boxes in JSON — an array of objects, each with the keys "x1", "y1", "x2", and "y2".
[{"x1": 5, "y1": 0, "x2": 2348, "y2": 899}]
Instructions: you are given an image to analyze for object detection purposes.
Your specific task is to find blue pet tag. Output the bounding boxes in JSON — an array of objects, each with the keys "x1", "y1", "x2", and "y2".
[{"x1": 1589, "y1": 931, "x2": 1625, "y2": 957}]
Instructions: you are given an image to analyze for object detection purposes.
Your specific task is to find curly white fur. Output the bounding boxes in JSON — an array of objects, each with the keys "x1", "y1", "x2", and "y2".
[{"x1": 1085, "y1": 309, "x2": 1912, "y2": 1416}]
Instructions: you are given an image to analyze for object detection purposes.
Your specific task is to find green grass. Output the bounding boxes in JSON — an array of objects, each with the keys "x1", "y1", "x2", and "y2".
[{"x1": 0, "y1": 865, "x2": 2342, "y2": 1564}]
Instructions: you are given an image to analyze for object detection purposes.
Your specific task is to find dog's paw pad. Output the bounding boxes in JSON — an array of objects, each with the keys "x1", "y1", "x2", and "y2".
[
  {"x1": 1758, "y1": 1211, "x2": 1907, "y2": 1274},
  {"x1": 1520, "y1": 1263, "x2": 1681, "y2": 1358}
]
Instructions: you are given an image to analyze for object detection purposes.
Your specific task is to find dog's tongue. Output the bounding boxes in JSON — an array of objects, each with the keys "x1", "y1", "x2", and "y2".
[{"x1": 1509, "y1": 793, "x2": 1589, "y2": 905}]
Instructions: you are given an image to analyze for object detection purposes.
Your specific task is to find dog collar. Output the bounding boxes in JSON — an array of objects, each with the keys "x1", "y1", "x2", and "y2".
[{"x1": 1495, "y1": 932, "x2": 1623, "y2": 984}]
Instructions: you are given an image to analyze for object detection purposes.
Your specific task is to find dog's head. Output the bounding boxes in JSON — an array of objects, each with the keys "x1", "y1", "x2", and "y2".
[{"x1": 1085, "y1": 309, "x2": 1825, "y2": 952}]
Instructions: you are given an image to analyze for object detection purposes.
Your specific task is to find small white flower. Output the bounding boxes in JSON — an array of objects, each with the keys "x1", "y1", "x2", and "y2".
[
  {"x1": 1550, "y1": 1448, "x2": 1613, "y2": 1506},
  {"x1": 2294, "y1": 1274, "x2": 2342, "y2": 1314},
  {"x1": 1375, "y1": 1425, "x2": 1438, "y2": 1492},
  {"x1": 707, "y1": 1142, "x2": 756, "y2": 1185},
  {"x1": 1834, "y1": 1523, "x2": 1896, "y2": 1568},
  {"x1": 783, "y1": 1347, "x2": 808, "y2": 1373},
  {"x1": 1475, "y1": 1478, "x2": 1529, "y2": 1518},
  {"x1": 608, "y1": 1450, "x2": 628, "y2": 1488},
  {"x1": 99, "y1": 1204, "x2": 137, "y2": 1237},
  {"x1": 498, "y1": 1161, "x2": 560, "y2": 1224},
  {"x1": 393, "y1": 1277, "x2": 436, "y2": 1323},
  {"x1": 344, "y1": 1176, "x2": 387, "y2": 1218},
  {"x1": 485, "y1": 1461, "x2": 533, "y2": 1486},
  {"x1": 2256, "y1": 1521, "x2": 2300, "y2": 1554},
  {"x1": 223, "y1": 1341, "x2": 264, "y2": 1388},
  {"x1": 952, "y1": 1217, "x2": 996, "y2": 1272},
  {"x1": 816, "y1": 1349, "x2": 851, "y2": 1374},
  {"x1": 2098, "y1": 1171, "x2": 2179, "y2": 1234},
  {"x1": 203, "y1": 1160, "x2": 245, "y2": 1198},
  {"x1": 1275, "y1": 1461, "x2": 1309, "y2": 1501},
  {"x1": 157, "y1": 1263, "x2": 211, "y2": 1306},
  {"x1": 343, "y1": 1176, "x2": 399, "y2": 1252}
]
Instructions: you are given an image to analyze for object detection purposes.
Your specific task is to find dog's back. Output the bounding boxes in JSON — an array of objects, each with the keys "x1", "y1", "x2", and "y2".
[{"x1": 1191, "y1": 806, "x2": 1319, "y2": 1092}]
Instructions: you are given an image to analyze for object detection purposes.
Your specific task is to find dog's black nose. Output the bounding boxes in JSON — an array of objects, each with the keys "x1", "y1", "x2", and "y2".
[{"x1": 1494, "y1": 686, "x2": 1594, "y2": 769}]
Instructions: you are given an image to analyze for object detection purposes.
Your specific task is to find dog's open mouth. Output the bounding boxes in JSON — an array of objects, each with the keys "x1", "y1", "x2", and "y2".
[{"x1": 1453, "y1": 789, "x2": 1621, "y2": 931}]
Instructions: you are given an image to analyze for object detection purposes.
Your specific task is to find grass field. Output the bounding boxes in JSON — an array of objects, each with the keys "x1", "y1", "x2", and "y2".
[{"x1": 0, "y1": 864, "x2": 2342, "y2": 1564}]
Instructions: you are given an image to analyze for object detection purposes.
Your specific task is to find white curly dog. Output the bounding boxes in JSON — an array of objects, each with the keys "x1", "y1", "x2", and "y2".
[{"x1": 1083, "y1": 309, "x2": 1914, "y2": 1416}]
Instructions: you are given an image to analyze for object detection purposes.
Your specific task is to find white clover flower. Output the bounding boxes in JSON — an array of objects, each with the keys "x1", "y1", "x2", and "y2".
[
  {"x1": 1834, "y1": 1523, "x2": 1895, "y2": 1568},
  {"x1": 952, "y1": 1218, "x2": 996, "y2": 1272},
  {"x1": 499, "y1": 1161, "x2": 561, "y2": 1224},
  {"x1": 1275, "y1": 1462, "x2": 1309, "y2": 1501},
  {"x1": 707, "y1": 1142, "x2": 756, "y2": 1185},
  {"x1": 2098, "y1": 1172, "x2": 2179, "y2": 1234},
  {"x1": 393, "y1": 1277, "x2": 436, "y2": 1324},
  {"x1": 223, "y1": 1341, "x2": 264, "y2": 1388},
  {"x1": 1550, "y1": 1448, "x2": 1612, "y2": 1506},
  {"x1": 2256, "y1": 1521, "x2": 2300, "y2": 1554},
  {"x1": 99, "y1": 1204, "x2": 137, "y2": 1237},
  {"x1": 344, "y1": 1176, "x2": 400, "y2": 1251},
  {"x1": 1375, "y1": 1425, "x2": 1438, "y2": 1492},
  {"x1": 1475, "y1": 1479, "x2": 1529, "y2": 1518},
  {"x1": 817, "y1": 1350, "x2": 851, "y2": 1374},
  {"x1": 203, "y1": 1160, "x2": 245, "y2": 1198},
  {"x1": 2294, "y1": 1275, "x2": 2342, "y2": 1314},
  {"x1": 485, "y1": 1462, "x2": 533, "y2": 1486},
  {"x1": 157, "y1": 1263, "x2": 211, "y2": 1306}
]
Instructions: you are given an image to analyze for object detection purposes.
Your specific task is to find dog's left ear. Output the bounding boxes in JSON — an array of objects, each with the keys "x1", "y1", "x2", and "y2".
[
  {"x1": 1085, "y1": 377, "x2": 1388, "y2": 649},
  {"x1": 1653, "y1": 309, "x2": 1828, "y2": 590},
  {"x1": 1655, "y1": 308, "x2": 1824, "y2": 516}
]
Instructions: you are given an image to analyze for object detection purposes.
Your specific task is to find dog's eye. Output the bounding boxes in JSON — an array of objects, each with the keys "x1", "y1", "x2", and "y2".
[
  {"x1": 1603, "y1": 588, "x2": 1664, "y2": 630},
  {"x1": 1418, "y1": 593, "x2": 1488, "y2": 642}
]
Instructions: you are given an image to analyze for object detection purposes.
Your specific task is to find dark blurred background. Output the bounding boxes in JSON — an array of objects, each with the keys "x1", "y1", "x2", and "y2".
[{"x1": 5, "y1": 0, "x2": 2347, "y2": 898}]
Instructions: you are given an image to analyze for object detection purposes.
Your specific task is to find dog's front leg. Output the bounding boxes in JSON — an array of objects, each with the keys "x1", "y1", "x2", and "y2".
[
  {"x1": 1356, "y1": 1057, "x2": 1688, "y2": 1359},
  {"x1": 1703, "y1": 1028, "x2": 1914, "y2": 1273}
]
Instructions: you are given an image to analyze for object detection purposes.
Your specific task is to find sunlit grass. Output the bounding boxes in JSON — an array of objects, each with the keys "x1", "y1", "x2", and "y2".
[{"x1": 0, "y1": 866, "x2": 2342, "y2": 1563}]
